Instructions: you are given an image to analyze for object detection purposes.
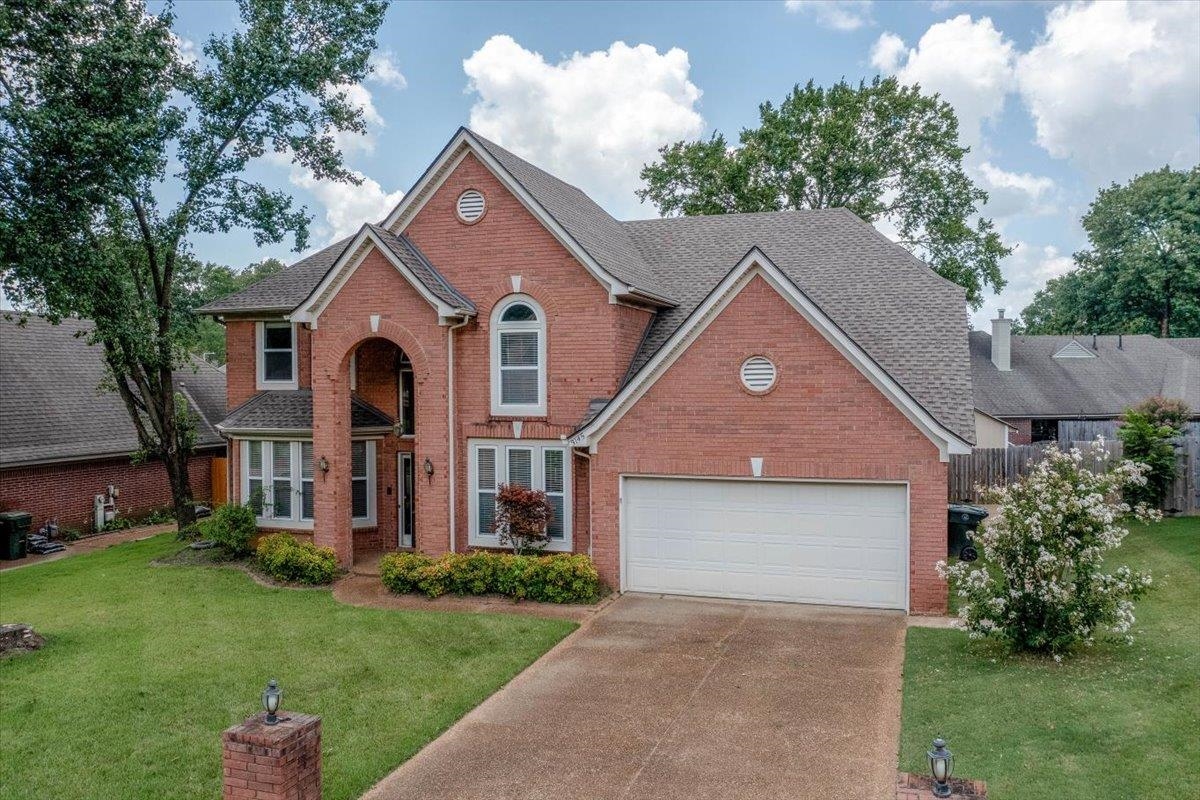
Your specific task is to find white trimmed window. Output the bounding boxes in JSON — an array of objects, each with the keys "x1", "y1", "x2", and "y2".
[
  {"x1": 241, "y1": 439, "x2": 375, "y2": 529},
  {"x1": 468, "y1": 439, "x2": 570, "y2": 551},
  {"x1": 256, "y1": 321, "x2": 298, "y2": 389},
  {"x1": 490, "y1": 296, "x2": 546, "y2": 416}
]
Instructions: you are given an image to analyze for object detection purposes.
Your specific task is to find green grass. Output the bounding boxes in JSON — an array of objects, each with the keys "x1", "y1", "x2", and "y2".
[
  {"x1": 0, "y1": 535, "x2": 575, "y2": 800},
  {"x1": 899, "y1": 517, "x2": 1200, "y2": 799}
]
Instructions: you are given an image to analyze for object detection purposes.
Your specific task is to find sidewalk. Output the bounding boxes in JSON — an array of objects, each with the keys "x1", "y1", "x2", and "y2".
[{"x1": 0, "y1": 523, "x2": 176, "y2": 572}]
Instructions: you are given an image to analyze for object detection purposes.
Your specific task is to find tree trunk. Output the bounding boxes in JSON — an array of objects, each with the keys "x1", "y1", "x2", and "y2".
[{"x1": 165, "y1": 447, "x2": 197, "y2": 527}]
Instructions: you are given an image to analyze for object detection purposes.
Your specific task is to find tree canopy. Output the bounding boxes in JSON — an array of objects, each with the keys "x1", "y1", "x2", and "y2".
[
  {"x1": 1020, "y1": 166, "x2": 1200, "y2": 337},
  {"x1": 0, "y1": 0, "x2": 387, "y2": 522},
  {"x1": 638, "y1": 77, "x2": 1010, "y2": 308},
  {"x1": 180, "y1": 257, "x2": 286, "y2": 363}
]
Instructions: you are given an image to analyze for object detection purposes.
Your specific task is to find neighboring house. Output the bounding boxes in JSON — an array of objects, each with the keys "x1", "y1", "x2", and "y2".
[
  {"x1": 0, "y1": 316, "x2": 227, "y2": 531},
  {"x1": 200, "y1": 128, "x2": 974, "y2": 614},
  {"x1": 971, "y1": 311, "x2": 1200, "y2": 444},
  {"x1": 973, "y1": 408, "x2": 1015, "y2": 448}
]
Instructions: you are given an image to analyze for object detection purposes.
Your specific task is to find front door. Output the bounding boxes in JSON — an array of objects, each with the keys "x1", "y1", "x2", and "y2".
[{"x1": 397, "y1": 452, "x2": 415, "y2": 548}]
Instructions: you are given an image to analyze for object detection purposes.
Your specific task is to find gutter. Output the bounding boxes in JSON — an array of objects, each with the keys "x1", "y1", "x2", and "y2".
[{"x1": 446, "y1": 314, "x2": 471, "y2": 553}]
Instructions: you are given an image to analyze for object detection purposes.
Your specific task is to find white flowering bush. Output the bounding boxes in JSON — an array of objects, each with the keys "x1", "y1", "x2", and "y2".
[{"x1": 938, "y1": 441, "x2": 1160, "y2": 657}]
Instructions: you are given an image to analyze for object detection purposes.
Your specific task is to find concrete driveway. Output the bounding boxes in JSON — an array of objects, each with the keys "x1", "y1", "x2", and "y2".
[{"x1": 363, "y1": 593, "x2": 906, "y2": 800}]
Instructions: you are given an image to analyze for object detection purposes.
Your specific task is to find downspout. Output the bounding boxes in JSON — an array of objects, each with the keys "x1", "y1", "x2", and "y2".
[{"x1": 447, "y1": 315, "x2": 471, "y2": 553}]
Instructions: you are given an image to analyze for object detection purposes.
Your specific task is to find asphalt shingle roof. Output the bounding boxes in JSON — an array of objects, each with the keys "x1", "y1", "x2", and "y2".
[
  {"x1": 468, "y1": 131, "x2": 671, "y2": 301},
  {"x1": 365, "y1": 224, "x2": 475, "y2": 312},
  {"x1": 620, "y1": 210, "x2": 976, "y2": 443},
  {"x1": 0, "y1": 316, "x2": 225, "y2": 467},
  {"x1": 197, "y1": 134, "x2": 975, "y2": 443},
  {"x1": 969, "y1": 331, "x2": 1200, "y2": 418},
  {"x1": 217, "y1": 390, "x2": 393, "y2": 433}
]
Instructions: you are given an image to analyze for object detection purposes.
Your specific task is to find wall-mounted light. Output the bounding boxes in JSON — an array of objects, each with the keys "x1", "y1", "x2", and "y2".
[
  {"x1": 423, "y1": 457, "x2": 434, "y2": 483},
  {"x1": 318, "y1": 456, "x2": 330, "y2": 475}
]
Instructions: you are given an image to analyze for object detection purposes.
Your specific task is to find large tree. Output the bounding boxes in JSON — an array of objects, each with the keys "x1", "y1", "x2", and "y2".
[
  {"x1": 638, "y1": 77, "x2": 1010, "y2": 307},
  {"x1": 180, "y1": 257, "x2": 286, "y2": 363},
  {"x1": 1021, "y1": 166, "x2": 1200, "y2": 337},
  {"x1": 0, "y1": 0, "x2": 387, "y2": 524}
]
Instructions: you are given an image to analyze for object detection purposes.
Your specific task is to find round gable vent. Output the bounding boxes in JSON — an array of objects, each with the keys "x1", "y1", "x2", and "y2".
[
  {"x1": 456, "y1": 189, "x2": 486, "y2": 223},
  {"x1": 740, "y1": 356, "x2": 777, "y2": 393}
]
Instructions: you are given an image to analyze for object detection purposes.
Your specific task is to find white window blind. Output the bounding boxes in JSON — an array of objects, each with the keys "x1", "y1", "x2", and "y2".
[{"x1": 469, "y1": 441, "x2": 570, "y2": 549}]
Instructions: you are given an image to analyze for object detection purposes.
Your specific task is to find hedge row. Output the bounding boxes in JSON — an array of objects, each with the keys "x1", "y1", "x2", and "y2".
[
  {"x1": 255, "y1": 533, "x2": 338, "y2": 585},
  {"x1": 379, "y1": 551, "x2": 602, "y2": 604}
]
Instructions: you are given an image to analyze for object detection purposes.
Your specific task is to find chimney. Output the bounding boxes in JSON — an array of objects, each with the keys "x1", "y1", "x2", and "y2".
[{"x1": 991, "y1": 309, "x2": 1012, "y2": 371}]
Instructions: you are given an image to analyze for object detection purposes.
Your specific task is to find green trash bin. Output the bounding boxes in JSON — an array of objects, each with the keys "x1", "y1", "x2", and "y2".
[
  {"x1": 947, "y1": 503, "x2": 987, "y2": 562},
  {"x1": 0, "y1": 511, "x2": 32, "y2": 560}
]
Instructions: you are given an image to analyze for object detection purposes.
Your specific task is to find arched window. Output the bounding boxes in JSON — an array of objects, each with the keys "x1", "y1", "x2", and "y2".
[{"x1": 491, "y1": 296, "x2": 546, "y2": 416}]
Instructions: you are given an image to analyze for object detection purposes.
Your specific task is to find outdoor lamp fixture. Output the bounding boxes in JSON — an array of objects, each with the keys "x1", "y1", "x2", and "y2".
[
  {"x1": 423, "y1": 457, "x2": 434, "y2": 482},
  {"x1": 318, "y1": 456, "x2": 330, "y2": 474},
  {"x1": 927, "y1": 737, "x2": 954, "y2": 798},
  {"x1": 261, "y1": 679, "x2": 282, "y2": 725}
]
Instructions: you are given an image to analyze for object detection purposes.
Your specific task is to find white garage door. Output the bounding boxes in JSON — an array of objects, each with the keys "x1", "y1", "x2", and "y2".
[{"x1": 622, "y1": 477, "x2": 908, "y2": 610}]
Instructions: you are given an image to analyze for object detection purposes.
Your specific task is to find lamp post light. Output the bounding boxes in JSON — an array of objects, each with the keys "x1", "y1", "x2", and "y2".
[
  {"x1": 927, "y1": 736, "x2": 954, "y2": 798},
  {"x1": 261, "y1": 679, "x2": 283, "y2": 725}
]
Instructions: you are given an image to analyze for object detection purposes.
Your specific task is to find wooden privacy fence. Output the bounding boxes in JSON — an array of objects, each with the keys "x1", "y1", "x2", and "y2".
[{"x1": 949, "y1": 440, "x2": 1199, "y2": 515}]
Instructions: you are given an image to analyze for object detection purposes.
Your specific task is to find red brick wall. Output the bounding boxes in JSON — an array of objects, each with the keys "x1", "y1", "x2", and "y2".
[
  {"x1": 589, "y1": 274, "x2": 950, "y2": 613},
  {"x1": 0, "y1": 450, "x2": 217, "y2": 532},
  {"x1": 1004, "y1": 418, "x2": 1032, "y2": 445},
  {"x1": 403, "y1": 153, "x2": 654, "y2": 553},
  {"x1": 225, "y1": 321, "x2": 314, "y2": 410}
]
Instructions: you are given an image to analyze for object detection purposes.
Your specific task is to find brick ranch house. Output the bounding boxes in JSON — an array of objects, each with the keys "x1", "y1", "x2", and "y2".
[
  {"x1": 0, "y1": 316, "x2": 226, "y2": 532},
  {"x1": 972, "y1": 311, "x2": 1200, "y2": 445},
  {"x1": 201, "y1": 128, "x2": 974, "y2": 614}
]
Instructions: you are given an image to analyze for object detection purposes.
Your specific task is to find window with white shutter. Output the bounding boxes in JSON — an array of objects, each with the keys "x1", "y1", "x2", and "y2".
[
  {"x1": 240, "y1": 439, "x2": 375, "y2": 529},
  {"x1": 490, "y1": 297, "x2": 546, "y2": 416},
  {"x1": 468, "y1": 440, "x2": 571, "y2": 550}
]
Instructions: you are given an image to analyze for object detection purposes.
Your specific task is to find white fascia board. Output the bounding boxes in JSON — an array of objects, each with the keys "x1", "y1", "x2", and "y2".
[
  {"x1": 290, "y1": 225, "x2": 468, "y2": 326},
  {"x1": 381, "y1": 129, "x2": 635, "y2": 303},
  {"x1": 570, "y1": 248, "x2": 972, "y2": 461}
]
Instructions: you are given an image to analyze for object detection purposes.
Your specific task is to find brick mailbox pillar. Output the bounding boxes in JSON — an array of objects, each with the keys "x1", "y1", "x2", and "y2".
[{"x1": 222, "y1": 712, "x2": 321, "y2": 800}]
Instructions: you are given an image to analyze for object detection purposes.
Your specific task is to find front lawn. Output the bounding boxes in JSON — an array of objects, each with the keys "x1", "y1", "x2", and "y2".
[
  {"x1": 899, "y1": 517, "x2": 1200, "y2": 799},
  {"x1": 0, "y1": 535, "x2": 575, "y2": 800}
]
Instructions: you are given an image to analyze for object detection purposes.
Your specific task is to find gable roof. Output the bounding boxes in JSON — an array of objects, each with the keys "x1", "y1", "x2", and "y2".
[
  {"x1": 0, "y1": 316, "x2": 226, "y2": 467},
  {"x1": 619, "y1": 210, "x2": 976, "y2": 443},
  {"x1": 570, "y1": 248, "x2": 973, "y2": 458},
  {"x1": 467, "y1": 131, "x2": 671, "y2": 301},
  {"x1": 198, "y1": 237, "x2": 352, "y2": 315},
  {"x1": 216, "y1": 389, "x2": 393, "y2": 435},
  {"x1": 969, "y1": 332, "x2": 1200, "y2": 418},
  {"x1": 195, "y1": 131, "x2": 974, "y2": 443}
]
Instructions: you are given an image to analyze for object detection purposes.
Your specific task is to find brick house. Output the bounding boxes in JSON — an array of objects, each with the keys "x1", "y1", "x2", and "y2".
[
  {"x1": 0, "y1": 316, "x2": 226, "y2": 532},
  {"x1": 201, "y1": 129, "x2": 974, "y2": 614},
  {"x1": 972, "y1": 311, "x2": 1200, "y2": 445}
]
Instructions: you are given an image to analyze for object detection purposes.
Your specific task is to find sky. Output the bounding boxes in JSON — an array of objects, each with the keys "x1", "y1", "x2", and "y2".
[{"x1": 143, "y1": 1, "x2": 1200, "y2": 327}]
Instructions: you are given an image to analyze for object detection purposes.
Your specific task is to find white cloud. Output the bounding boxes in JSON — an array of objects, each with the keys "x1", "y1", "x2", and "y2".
[
  {"x1": 1015, "y1": 1, "x2": 1200, "y2": 182},
  {"x1": 368, "y1": 51, "x2": 408, "y2": 90},
  {"x1": 785, "y1": 1, "x2": 874, "y2": 31},
  {"x1": 289, "y1": 168, "x2": 403, "y2": 243},
  {"x1": 977, "y1": 162, "x2": 1056, "y2": 219},
  {"x1": 872, "y1": 15, "x2": 1015, "y2": 151},
  {"x1": 971, "y1": 241, "x2": 1075, "y2": 328},
  {"x1": 462, "y1": 35, "x2": 704, "y2": 217},
  {"x1": 869, "y1": 32, "x2": 905, "y2": 73},
  {"x1": 171, "y1": 33, "x2": 199, "y2": 65}
]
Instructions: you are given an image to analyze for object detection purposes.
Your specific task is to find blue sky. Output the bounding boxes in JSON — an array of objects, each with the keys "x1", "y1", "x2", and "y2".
[{"x1": 168, "y1": 1, "x2": 1200, "y2": 327}]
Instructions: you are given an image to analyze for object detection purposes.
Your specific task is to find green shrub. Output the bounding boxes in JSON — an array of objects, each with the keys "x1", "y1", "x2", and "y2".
[
  {"x1": 379, "y1": 550, "x2": 602, "y2": 604},
  {"x1": 379, "y1": 552, "x2": 435, "y2": 593},
  {"x1": 254, "y1": 533, "x2": 338, "y2": 585},
  {"x1": 202, "y1": 502, "x2": 257, "y2": 557},
  {"x1": 1119, "y1": 397, "x2": 1189, "y2": 508}
]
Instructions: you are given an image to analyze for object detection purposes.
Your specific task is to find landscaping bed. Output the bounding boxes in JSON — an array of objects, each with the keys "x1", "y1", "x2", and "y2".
[
  {"x1": 899, "y1": 518, "x2": 1200, "y2": 799},
  {"x1": 0, "y1": 533, "x2": 575, "y2": 800}
]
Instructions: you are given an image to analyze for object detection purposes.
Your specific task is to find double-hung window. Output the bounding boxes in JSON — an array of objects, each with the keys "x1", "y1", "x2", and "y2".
[
  {"x1": 468, "y1": 440, "x2": 571, "y2": 550},
  {"x1": 257, "y1": 321, "x2": 297, "y2": 389},
  {"x1": 241, "y1": 439, "x2": 375, "y2": 529},
  {"x1": 490, "y1": 297, "x2": 546, "y2": 416}
]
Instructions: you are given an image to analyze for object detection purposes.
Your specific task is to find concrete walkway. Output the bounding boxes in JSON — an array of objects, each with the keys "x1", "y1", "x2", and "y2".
[{"x1": 363, "y1": 593, "x2": 907, "y2": 800}]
